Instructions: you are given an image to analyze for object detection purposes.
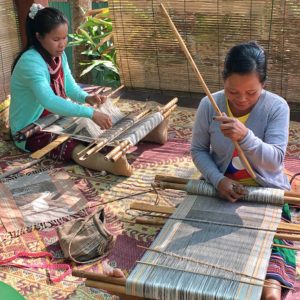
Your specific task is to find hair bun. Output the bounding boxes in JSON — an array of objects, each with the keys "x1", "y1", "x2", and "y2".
[{"x1": 28, "y1": 3, "x2": 44, "y2": 20}]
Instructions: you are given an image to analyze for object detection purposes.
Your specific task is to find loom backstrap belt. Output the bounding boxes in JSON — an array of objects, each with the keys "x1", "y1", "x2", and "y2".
[{"x1": 0, "y1": 251, "x2": 71, "y2": 283}]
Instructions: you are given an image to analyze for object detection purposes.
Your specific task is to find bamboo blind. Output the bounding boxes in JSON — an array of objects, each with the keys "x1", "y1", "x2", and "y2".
[
  {"x1": 0, "y1": 0, "x2": 20, "y2": 103},
  {"x1": 110, "y1": 0, "x2": 300, "y2": 103}
]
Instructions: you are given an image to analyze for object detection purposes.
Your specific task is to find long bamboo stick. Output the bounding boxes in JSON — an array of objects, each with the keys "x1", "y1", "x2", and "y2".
[
  {"x1": 159, "y1": 97, "x2": 178, "y2": 114},
  {"x1": 111, "y1": 144, "x2": 131, "y2": 162},
  {"x1": 160, "y1": 3, "x2": 256, "y2": 180},
  {"x1": 86, "y1": 280, "x2": 127, "y2": 296},
  {"x1": 162, "y1": 104, "x2": 177, "y2": 118},
  {"x1": 105, "y1": 140, "x2": 130, "y2": 161},
  {"x1": 130, "y1": 201, "x2": 300, "y2": 241},
  {"x1": 72, "y1": 270, "x2": 126, "y2": 285}
]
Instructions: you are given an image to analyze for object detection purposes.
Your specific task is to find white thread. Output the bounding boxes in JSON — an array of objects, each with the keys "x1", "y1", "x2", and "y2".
[{"x1": 74, "y1": 98, "x2": 125, "y2": 138}]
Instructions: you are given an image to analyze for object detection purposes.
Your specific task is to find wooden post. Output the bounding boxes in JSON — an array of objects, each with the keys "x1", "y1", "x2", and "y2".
[{"x1": 14, "y1": 0, "x2": 49, "y2": 48}]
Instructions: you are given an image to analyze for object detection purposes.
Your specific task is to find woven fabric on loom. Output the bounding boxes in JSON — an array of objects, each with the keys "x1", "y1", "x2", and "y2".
[
  {"x1": 127, "y1": 195, "x2": 283, "y2": 299},
  {"x1": 0, "y1": 170, "x2": 88, "y2": 235},
  {"x1": 115, "y1": 112, "x2": 164, "y2": 145}
]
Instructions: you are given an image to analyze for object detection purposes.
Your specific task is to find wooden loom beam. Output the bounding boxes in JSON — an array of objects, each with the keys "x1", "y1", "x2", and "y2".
[{"x1": 159, "y1": 3, "x2": 256, "y2": 181}]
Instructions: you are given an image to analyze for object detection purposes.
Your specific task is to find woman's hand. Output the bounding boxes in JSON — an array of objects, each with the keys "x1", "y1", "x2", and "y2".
[
  {"x1": 217, "y1": 177, "x2": 248, "y2": 202},
  {"x1": 214, "y1": 115, "x2": 248, "y2": 142},
  {"x1": 86, "y1": 94, "x2": 107, "y2": 108},
  {"x1": 92, "y1": 110, "x2": 112, "y2": 129}
]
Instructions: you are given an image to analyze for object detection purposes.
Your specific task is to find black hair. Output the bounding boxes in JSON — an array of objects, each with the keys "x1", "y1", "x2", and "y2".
[
  {"x1": 222, "y1": 41, "x2": 267, "y2": 83},
  {"x1": 11, "y1": 7, "x2": 68, "y2": 72}
]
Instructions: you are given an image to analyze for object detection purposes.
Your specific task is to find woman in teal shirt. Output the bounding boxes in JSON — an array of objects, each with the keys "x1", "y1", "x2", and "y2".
[{"x1": 10, "y1": 5, "x2": 131, "y2": 175}]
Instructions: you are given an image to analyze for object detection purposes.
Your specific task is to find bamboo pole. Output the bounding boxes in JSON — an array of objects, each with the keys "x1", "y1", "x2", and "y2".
[
  {"x1": 72, "y1": 270, "x2": 126, "y2": 285},
  {"x1": 105, "y1": 140, "x2": 130, "y2": 161},
  {"x1": 130, "y1": 201, "x2": 300, "y2": 241},
  {"x1": 86, "y1": 280, "x2": 127, "y2": 296},
  {"x1": 162, "y1": 104, "x2": 177, "y2": 118},
  {"x1": 159, "y1": 97, "x2": 178, "y2": 114},
  {"x1": 111, "y1": 144, "x2": 131, "y2": 162},
  {"x1": 160, "y1": 3, "x2": 256, "y2": 180}
]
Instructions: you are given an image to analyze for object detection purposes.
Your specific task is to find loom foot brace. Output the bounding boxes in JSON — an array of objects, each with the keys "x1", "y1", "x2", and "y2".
[{"x1": 72, "y1": 144, "x2": 133, "y2": 177}]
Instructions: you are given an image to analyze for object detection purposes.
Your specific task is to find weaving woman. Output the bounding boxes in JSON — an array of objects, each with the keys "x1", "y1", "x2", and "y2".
[
  {"x1": 10, "y1": 4, "x2": 132, "y2": 176},
  {"x1": 191, "y1": 41, "x2": 295, "y2": 300}
]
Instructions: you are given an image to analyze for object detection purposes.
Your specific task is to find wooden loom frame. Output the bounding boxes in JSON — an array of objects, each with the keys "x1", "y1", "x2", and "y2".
[
  {"x1": 29, "y1": 86, "x2": 178, "y2": 162},
  {"x1": 72, "y1": 174, "x2": 300, "y2": 299}
]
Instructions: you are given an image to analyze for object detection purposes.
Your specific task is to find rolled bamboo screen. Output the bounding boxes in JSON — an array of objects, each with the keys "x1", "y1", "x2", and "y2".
[
  {"x1": 110, "y1": 0, "x2": 300, "y2": 103},
  {"x1": 0, "y1": 0, "x2": 20, "y2": 103}
]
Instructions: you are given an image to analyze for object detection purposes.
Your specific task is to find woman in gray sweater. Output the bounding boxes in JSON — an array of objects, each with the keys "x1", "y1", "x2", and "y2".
[{"x1": 191, "y1": 42, "x2": 295, "y2": 300}]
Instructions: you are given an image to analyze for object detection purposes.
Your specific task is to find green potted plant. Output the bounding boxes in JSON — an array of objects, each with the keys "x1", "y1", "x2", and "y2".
[{"x1": 69, "y1": 7, "x2": 120, "y2": 87}]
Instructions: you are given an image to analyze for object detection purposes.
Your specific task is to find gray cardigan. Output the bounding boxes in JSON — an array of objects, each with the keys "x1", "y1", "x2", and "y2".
[{"x1": 191, "y1": 89, "x2": 290, "y2": 190}]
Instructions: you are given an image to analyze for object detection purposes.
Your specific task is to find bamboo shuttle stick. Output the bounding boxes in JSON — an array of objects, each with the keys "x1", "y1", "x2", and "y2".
[
  {"x1": 285, "y1": 191, "x2": 300, "y2": 198},
  {"x1": 274, "y1": 233, "x2": 300, "y2": 242},
  {"x1": 79, "y1": 140, "x2": 108, "y2": 160},
  {"x1": 86, "y1": 279, "x2": 127, "y2": 295},
  {"x1": 0, "y1": 159, "x2": 42, "y2": 180},
  {"x1": 75, "y1": 140, "x2": 97, "y2": 158},
  {"x1": 155, "y1": 174, "x2": 189, "y2": 184},
  {"x1": 107, "y1": 84, "x2": 124, "y2": 98},
  {"x1": 111, "y1": 144, "x2": 131, "y2": 162},
  {"x1": 277, "y1": 222, "x2": 300, "y2": 233},
  {"x1": 163, "y1": 104, "x2": 177, "y2": 118},
  {"x1": 157, "y1": 181, "x2": 187, "y2": 190},
  {"x1": 72, "y1": 270, "x2": 126, "y2": 286},
  {"x1": 130, "y1": 202, "x2": 174, "y2": 214},
  {"x1": 272, "y1": 243, "x2": 300, "y2": 251},
  {"x1": 160, "y1": 3, "x2": 256, "y2": 181},
  {"x1": 160, "y1": 97, "x2": 178, "y2": 114},
  {"x1": 135, "y1": 216, "x2": 166, "y2": 226},
  {"x1": 105, "y1": 140, "x2": 130, "y2": 161},
  {"x1": 135, "y1": 215, "x2": 300, "y2": 235},
  {"x1": 130, "y1": 202, "x2": 300, "y2": 240}
]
